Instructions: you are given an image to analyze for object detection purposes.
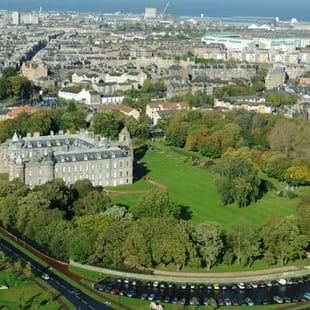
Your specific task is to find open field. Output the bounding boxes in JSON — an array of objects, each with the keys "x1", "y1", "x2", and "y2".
[
  {"x1": 111, "y1": 142, "x2": 309, "y2": 230},
  {"x1": 0, "y1": 268, "x2": 63, "y2": 309}
]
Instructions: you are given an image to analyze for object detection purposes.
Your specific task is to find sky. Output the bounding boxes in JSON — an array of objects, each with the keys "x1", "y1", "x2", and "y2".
[{"x1": 1, "y1": 0, "x2": 309, "y2": 20}]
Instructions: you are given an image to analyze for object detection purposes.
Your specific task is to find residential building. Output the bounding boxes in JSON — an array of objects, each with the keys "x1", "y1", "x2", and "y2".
[
  {"x1": 146, "y1": 102, "x2": 189, "y2": 125},
  {"x1": 265, "y1": 67, "x2": 286, "y2": 90},
  {"x1": 58, "y1": 88, "x2": 101, "y2": 105}
]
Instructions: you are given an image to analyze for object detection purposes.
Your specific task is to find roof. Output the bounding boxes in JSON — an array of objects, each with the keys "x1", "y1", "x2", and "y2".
[
  {"x1": 147, "y1": 102, "x2": 189, "y2": 110},
  {"x1": 7, "y1": 105, "x2": 38, "y2": 119},
  {"x1": 93, "y1": 104, "x2": 135, "y2": 114}
]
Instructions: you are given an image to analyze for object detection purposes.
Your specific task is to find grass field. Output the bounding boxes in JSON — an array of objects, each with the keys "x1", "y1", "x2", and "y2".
[
  {"x1": 111, "y1": 142, "x2": 309, "y2": 231},
  {"x1": 0, "y1": 267, "x2": 62, "y2": 309}
]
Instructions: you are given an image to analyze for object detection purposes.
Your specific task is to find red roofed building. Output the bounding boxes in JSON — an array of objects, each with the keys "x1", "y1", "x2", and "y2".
[
  {"x1": 7, "y1": 105, "x2": 38, "y2": 119},
  {"x1": 146, "y1": 102, "x2": 189, "y2": 125}
]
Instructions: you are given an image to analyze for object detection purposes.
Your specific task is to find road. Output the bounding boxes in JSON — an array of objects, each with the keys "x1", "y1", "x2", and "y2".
[{"x1": 0, "y1": 237, "x2": 115, "y2": 310}]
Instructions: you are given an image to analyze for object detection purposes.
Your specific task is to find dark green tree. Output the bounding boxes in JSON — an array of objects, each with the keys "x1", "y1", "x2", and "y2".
[{"x1": 134, "y1": 189, "x2": 181, "y2": 219}]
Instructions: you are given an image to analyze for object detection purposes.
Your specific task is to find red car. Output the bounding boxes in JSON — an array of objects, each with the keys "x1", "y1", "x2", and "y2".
[
  {"x1": 232, "y1": 299, "x2": 239, "y2": 306},
  {"x1": 110, "y1": 288, "x2": 120, "y2": 294}
]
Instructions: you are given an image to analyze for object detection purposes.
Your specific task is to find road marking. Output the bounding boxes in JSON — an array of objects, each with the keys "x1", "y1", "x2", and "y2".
[{"x1": 82, "y1": 299, "x2": 87, "y2": 304}]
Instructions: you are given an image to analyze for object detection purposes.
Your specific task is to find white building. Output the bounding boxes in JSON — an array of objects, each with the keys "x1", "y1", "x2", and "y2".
[
  {"x1": 12, "y1": 12, "x2": 20, "y2": 25},
  {"x1": 58, "y1": 88, "x2": 101, "y2": 105}
]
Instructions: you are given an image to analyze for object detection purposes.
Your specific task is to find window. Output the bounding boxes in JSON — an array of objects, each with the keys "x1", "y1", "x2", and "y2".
[
  {"x1": 62, "y1": 167, "x2": 65, "y2": 173},
  {"x1": 120, "y1": 171, "x2": 122, "y2": 177},
  {"x1": 120, "y1": 161, "x2": 123, "y2": 168},
  {"x1": 29, "y1": 171, "x2": 32, "y2": 177}
]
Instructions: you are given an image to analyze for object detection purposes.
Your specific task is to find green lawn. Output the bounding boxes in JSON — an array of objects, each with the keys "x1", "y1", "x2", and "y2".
[
  {"x1": 112, "y1": 142, "x2": 308, "y2": 231},
  {"x1": 0, "y1": 269, "x2": 63, "y2": 309}
]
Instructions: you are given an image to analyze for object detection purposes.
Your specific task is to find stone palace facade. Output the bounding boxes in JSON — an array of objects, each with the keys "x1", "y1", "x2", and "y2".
[{"x1": 0, "y1": 128, "x2": 133, "y2": 188}]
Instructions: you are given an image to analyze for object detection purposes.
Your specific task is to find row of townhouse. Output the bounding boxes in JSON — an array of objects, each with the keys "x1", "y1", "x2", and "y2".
[{"x1": 214, "y1": 96, "x2": 273, "y2": 114}]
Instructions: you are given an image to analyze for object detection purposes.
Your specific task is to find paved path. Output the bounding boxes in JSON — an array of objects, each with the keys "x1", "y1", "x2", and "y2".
[{"x1": 70, "y1": 260, "x2": 310, "y2": 284}]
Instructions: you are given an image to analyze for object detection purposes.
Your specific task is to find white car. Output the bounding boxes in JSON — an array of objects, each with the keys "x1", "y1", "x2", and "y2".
[
  {"x1": 277, "y1": 279, "x2": 287, "y2": 286},
  {"x1": 304, "y1": 292, "x2": 310, "y2": 300},
  {"x1": 41, "y1": 273, "x2": 50, "y2": 280},
  {"x1": 245, "y1": 297, "x2": 254, "y2": 306},
  {"x1": 237, "y1": 282, "x2": 245, "y2": 289},
  {"x1": 273, "y1": 296, "x2": 283, "y2": 304}
]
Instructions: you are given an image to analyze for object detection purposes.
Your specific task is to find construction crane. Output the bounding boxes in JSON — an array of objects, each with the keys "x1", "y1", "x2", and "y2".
[{"x1": 162, "y1": 1, "x2": 170, "y2": 19}]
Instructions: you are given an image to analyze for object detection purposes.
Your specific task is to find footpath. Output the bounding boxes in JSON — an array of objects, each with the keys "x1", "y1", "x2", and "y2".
[{"x1": 70, "y1": 260, "x2": 310, "y2": 284}]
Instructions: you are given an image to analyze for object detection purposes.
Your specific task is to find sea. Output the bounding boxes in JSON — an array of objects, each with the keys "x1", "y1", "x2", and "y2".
[{"x1": 1, "y1": 0, "x2": 310, "y2": 21}]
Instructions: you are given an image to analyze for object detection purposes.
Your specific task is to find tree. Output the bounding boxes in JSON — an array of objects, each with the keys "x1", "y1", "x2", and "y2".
[
  {"x1": 134, "y1": 190, "x2": 181, "y2": 219},
  {"x1": 69, "y1": 230, "x2": 97, "y2": 264},
  {"x1": 192, "y1": 221, "x2": 223, "y2": 270},
  {"x1": 34, "y1": 178, "x2": 71, "y2": 209},
  {"x1": 104, "y1": 205, "x2": 132, "y2": 220},
  {"x1": 91, "y1": 111, "x2": 125, "y2": 139},
  {"x1": 122, "y1": 219, "x2": 153, "y2": 267},
  {"x1": 23, "y1": 261, "x2": 32, "y2": 279},
  {"x1": 25, "y1": 110, "x2": 52, "y2": 135},
  {"x1": 269, "y1": 119, "x2": 299, "y2": 158},
  {"x1": 230, "y1": 218, "x2": 261, "y2": 266},
  {"x1": 260, "y1": 214, "x2": 308, "y2": 265},
  {"x1": 215, "y1": 157, "x2": 261, "y2": 207},
  {"x1": 297, "y1": 195, "x2": 310, "y2": 240},
  {"x1": 77, "y1": 190, "x2": 111, "y2": 215},
  {"x1": 2, "y1": 67, "x2": 17, "y2": 79},
  {"x1": 72, "y1": 179, "x2": 93, "y2": 200},
  {"x1": 165, "y1": 122, "x2": 188, "y2": 148},
  {"x1": 74, "y1": 213, "x2": 114, "y2": 234}
]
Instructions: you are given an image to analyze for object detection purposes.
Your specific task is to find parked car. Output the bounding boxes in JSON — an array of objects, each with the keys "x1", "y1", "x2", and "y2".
[
  {"x1": 245, "y1": 297, "x2": 254, "y2": 306},
  {"x1": 181, "y1": 297, "x2": 187, "y2": 305},
  {"x1": 304, "y1": 292, "x2": 310, "y2": 300},
  {"x1": 250, "y1": 281, "x2": 258, "y2": 288},
  {"x1": 231, "y1": 298, "x2": 239, "y2": 306},
  {"x1": 273, "y1": 296, "x2": 284, "y2": 304},
  {"x1": 277, "y1": 279, "x2": 287, "y2": 286},
  {"x1": 217, "y1": 299, "x2": 224, "y2": 306},
  {"x1": 203, "y1": 297, "x2": 209, "y2": 305},
  {"x1": 237, "y1": 282, "x2": 245, "y2": 290},
  {"x1": 126, "y1": 290, "x2": 136, "y2": 298},
  {"x1": 181, "y1": 283, "x2": 187, "y2": 289},
  {"x1": 153, "y1": 281, "x2": 159, "y2": 288},
  {"x1": 224, "y1": 298, "x2": 232, "y2": 306},
  {"x1": 110, "y1": 288, "x2": 119, "y2": 294},
  {"x1": 213, "y1": 283, "x2": 220, "y2": 290}
]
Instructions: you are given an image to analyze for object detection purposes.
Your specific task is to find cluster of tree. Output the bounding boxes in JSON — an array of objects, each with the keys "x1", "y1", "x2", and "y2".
[
  {"x1": 0, "y1": 67, "x2": 35, "y2": 101},
  {"x1": 0, "y1": 179, "x2": 308, "y2": 271},
  {"x1": 0, "y1": 102, "x2": 87, "y2": 141},
  {"x1": 170, "y1": 91, "x2": 214, "y2": 108},
  {"x1": 0, "y1": 101, "x2": 150, "y2": 142},
  {"x1": 264, "y1": 92, "x2": 298, "y2": 107},
  {"x1": 164, "y1": 109, "x2": 274, "y2": 156},
  {"x1": 91, "y1": 110, "x2": 150, "y2": 140},
  {"x1": 164, "y1": 110, "x2": 310, "y2": 203}
]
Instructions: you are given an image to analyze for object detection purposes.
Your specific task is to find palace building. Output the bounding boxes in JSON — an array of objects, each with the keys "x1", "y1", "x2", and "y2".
[{"x1": 0, "y1": 128, "x2": 133, "y2": 188}]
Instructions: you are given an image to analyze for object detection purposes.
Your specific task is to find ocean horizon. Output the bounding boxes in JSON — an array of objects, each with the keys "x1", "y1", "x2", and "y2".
[{"x1": 1, "y1": 0, "x2": 310, "y2": 21}]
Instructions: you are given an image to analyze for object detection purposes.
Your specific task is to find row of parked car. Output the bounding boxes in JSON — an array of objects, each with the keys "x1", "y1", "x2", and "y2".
[
  {"x1": 99, "y1": 276, "x2": 309, "y2": 291},
  {"x1": 93, "y1": 276, "x2": 310, "y2": 306}
]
